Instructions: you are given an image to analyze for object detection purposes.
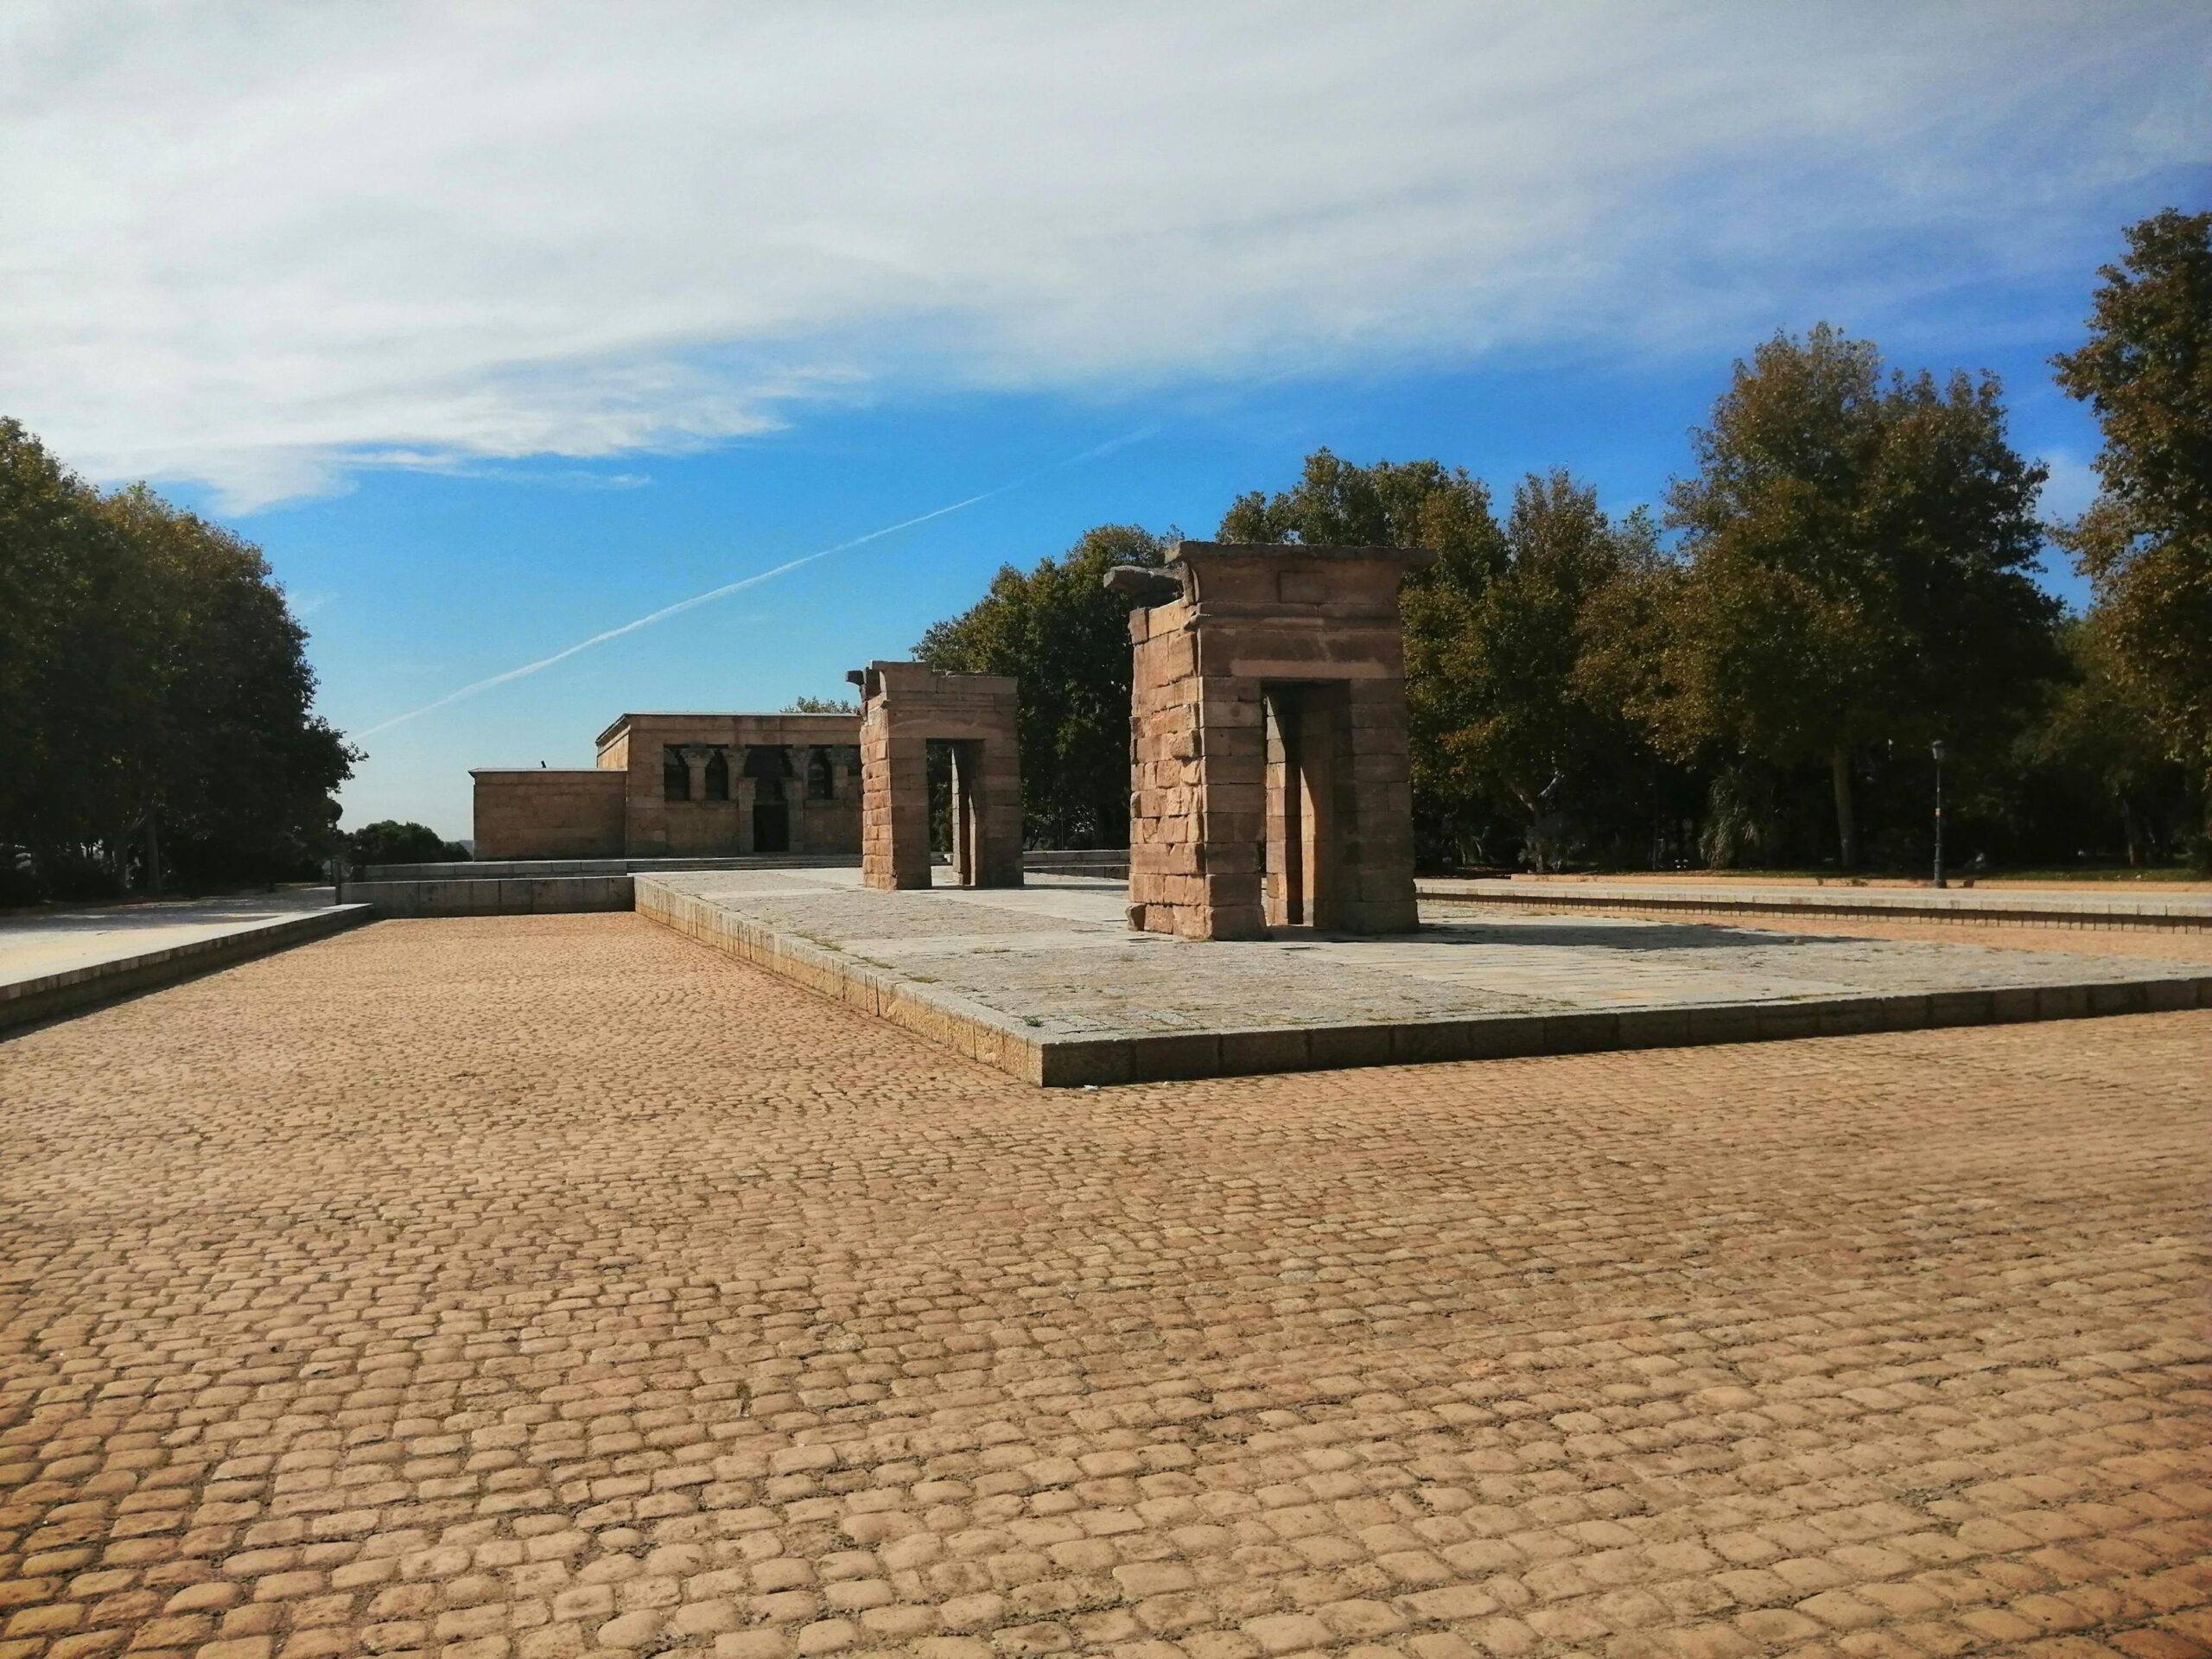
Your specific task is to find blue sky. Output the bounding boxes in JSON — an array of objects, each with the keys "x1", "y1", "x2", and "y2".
[{"x1": 5, "y1": 3, "x2": 2208, "y2": 837}]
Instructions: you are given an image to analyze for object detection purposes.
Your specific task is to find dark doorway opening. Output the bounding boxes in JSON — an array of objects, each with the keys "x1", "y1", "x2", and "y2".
[
  {"x1": 745, "y1": 746, "x2": 794, "y2": 853},
  {"x1": 925, "y1": 738, "x2": 987, "y2": 887},
  {"x1": 1262, "y1": 683, "x2": 1348, "y2": 929},
  {"x1": 753, "y1": 779, "x2": 790, "y2": 852}
]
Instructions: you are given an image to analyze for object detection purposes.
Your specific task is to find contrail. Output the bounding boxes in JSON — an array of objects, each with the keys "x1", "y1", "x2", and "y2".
[{"x1": 357, "y1": 426, "x2": 1157, "y2": 738}]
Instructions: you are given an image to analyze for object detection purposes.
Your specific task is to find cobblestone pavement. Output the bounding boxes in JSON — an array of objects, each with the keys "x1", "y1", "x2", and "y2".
[{"x1": 3, "y1": 913, "x2": 2209, "y2": 1659}]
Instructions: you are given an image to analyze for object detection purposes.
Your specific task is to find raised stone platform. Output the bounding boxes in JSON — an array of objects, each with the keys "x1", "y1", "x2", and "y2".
[
  {"x1": 635, "y1": 868, "x2": 2212, "y2": 1085},
  {"x1": 1, "y1": 892, "x2": 370, "y2": 1034},
  {"x1": 338, "y1": 855, "x2": 856, "y2": 916}
]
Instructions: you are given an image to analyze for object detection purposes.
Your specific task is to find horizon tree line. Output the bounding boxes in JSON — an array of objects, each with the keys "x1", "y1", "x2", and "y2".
[
  {"x1": 918, "y1": 208, "x2": 2212, "y2": 874},
  {"x1": 3, "y1": 208, "x2": 2204, "y2": 894}
]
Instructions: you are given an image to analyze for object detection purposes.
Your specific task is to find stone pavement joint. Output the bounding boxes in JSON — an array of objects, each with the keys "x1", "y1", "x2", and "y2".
[{"x1": 2, "y1": 912, "x2": 2208, "y2": 1658}]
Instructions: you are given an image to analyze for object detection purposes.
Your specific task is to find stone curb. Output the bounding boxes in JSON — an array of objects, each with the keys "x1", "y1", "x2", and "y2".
[
  {"x1": 634, "y1": 878, "x2": 1052, "y2": 1084},
  {"x1": 635, "y1": 877, "x2": 2212, "y2": 1088},
  {"x1": 0, "y1": 903, "x2": 375, "y2": 1037},
  {"x1": 339, "y1": 875, "x2": 635, "y2": 916},
  {"x1": 1419, "y1": 882, "x2": 2212, "y2": 931}
]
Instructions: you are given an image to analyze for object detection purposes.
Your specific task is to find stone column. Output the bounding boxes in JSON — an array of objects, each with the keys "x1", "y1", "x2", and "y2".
[{"x1": 680, "y1": 746, "x2": 712, "y2": 803}]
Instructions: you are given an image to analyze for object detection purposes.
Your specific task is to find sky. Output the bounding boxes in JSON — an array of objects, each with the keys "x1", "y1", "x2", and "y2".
[{"x1": 4, "y1": 2, "x2": 2208, "y2": 839}]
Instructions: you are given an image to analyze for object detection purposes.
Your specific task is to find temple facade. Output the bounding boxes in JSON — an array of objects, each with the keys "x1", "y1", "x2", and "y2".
[{"x1": 471, "y1": 711, "x2": 862, "y2": 860}]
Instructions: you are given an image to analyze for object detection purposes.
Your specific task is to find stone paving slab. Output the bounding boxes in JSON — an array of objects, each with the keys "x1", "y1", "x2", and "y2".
[
  {"x1": 0, "y1": 889, "x2": 340, "y2": 983},
  {"x1": 636, "y1": 869, "x2": 2212, "y2": 1085},
  {"x1": 0, "y1": 894, "x2": 372, "y2": 1033}
]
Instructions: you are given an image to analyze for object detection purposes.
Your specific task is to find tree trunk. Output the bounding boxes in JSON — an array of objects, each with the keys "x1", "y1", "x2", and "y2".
[
  {"x1": 145, "y1": 815, "x2": 164, "y2": 899},
  {"x1": 1829, "y1": 746, "x2": 1859, "y2": 870}
]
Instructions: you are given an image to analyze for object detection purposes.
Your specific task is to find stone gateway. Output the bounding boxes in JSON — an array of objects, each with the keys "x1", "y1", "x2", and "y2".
[
  {"x1": 849, "y1": 661, "x2": 1025, "y2": 890},
  {"x1": 1109, "y1": 542, "x2": 1433, "y2": 940}
]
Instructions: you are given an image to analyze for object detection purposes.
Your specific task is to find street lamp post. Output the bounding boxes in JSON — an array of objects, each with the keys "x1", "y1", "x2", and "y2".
[{"x1": 1930, "y1": 739, "x2": 1947, "y2": 890}]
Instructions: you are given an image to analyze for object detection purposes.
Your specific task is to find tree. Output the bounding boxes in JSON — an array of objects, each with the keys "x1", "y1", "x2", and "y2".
[
  {"x1": 1219, "y1": 447, "x2": 1507, "y2": 594},
  {"x1": 346, "y1": 821, "x2": 469, "y2": 868},
  {"x1": 915, "y1": 524, "x2": 1172, "y2": 847},
  {"x1": 1610, "y1": 324, "x2": 2059, "y2": 868},
  {"x1": 783, "y1": 696, "x2": 858, "y2": 714},
  {"x1": 2052, "y1": 208, "x2": 2212, "y2": 854},
  {"x1": 0, "y1": 418, "x2": 355, "y2": 899},
  {"x1": 2021, "y1": 613, "x2": 2191, "y2": 868},
  {"x1": 1220, "y1": 449, "x2": 1684, "y2": 868},
  {"x1": 1223, "y1": 449, "x2": 1522, "y2": 861},
  {"x1": 1408, "y1": 472, "x2": 1659, "y2": 868},
  {"x1": 96, "y1": 486, "x2": 356, "y2": 891}
]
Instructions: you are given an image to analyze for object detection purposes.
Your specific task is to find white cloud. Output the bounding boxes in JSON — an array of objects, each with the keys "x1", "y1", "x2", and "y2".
[
  {"x1": 3, "y1": 0, "x2": 2205, "y2": 508},
  {"x1": 2037, "y1": 450, "x2": 2104, "y2": 527}
]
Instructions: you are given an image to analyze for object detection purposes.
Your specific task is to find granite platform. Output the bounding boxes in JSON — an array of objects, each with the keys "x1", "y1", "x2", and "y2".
[
  {"x1": 0, "y1": 891, "x2": 371, "y2": 1034},
  {"x1": 634, "y1": 868, "x2": 2212, "y2": 1085}
]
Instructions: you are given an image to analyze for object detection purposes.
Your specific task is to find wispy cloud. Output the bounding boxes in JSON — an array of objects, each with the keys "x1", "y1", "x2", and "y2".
[
  {"x1": 353, "y1": 423, "x2": 1154, "y2": 734},
  {"x1": 4, "y1": 2, "x2": 2205, "y2": 509}
]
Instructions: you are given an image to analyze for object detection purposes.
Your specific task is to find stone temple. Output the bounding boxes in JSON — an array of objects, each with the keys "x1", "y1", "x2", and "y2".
[
  {"x1": 472, "y1": 711, "x2": 861, "y2": 860},
  {"x1": 1109, "y1": 542, "x2": 1433, "y2": 940}
]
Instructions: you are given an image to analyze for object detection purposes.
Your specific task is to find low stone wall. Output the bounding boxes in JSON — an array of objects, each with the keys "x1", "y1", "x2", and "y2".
[
  {"x1": 340, "y1": 876, "x2": 633, "y2": 917},
  {"x1": 1419, "y1": 880, "x2": 2212, "y2": 931},
  {"x1": 1022, "y1": 849, "x2": 1129, "y2": 879},
  {"x1": 471, "y1": 768, "x2": 627, "y2": 860},
  {"x1": 2, "y1": 904, "x2": 372, "y2": 1034},
  {"x1": 347, "y1": 855, "x2": 849, "y2": 885}
]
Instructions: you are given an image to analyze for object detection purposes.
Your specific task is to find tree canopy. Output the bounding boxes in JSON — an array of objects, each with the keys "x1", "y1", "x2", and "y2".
[
  {"x1": 1218, "y1": 450, "x2": 1672, "y2": 867},
  {"x1": 1588, "y1": 324, "x2": 2059, "y2": 867},
  {"x1": 0, "y1": 419, "x2": 355, "y2": 900},
  {"x1": 346, "y1": 821, "x2": 469, "y2": 868},
  {"x1": 1408, "y1": 471, "x2": 1662, "y2": 869},
  {"x1": 2053, "y1": 207, "x2": 2212, "y2": 826},
  {"x1": 914, "y1": 524, "x2": 1171, "y2": 847}
]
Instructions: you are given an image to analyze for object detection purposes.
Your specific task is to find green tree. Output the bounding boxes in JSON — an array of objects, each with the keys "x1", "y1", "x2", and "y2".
[
  {"x1": 0, "y1": 421, "x2": 154, "y2": 886},
  {"x1": 1219, "y1": 447, "x2": 1507, "y2": 594},
  {"x1": 346, "y1": 820, "x2": 469, "y2": 868},
  {"x1": 1222, "y1": 448, "x2": 1518, "y2": 861},
  {"x1": 2022, "y1": 613, "x2": 2189, "y2": 867},
  {"x1": 99, "y1": 486, "x2": 357, "y2": 890},
  {"x1": 0, "y1": 418, "x2": 355, "y2": 898},
  {"x1": 2052, "y1": 208, "x2": 2212, "y2": 855},
  {"x1": 1220, "y1": 449, "x2": 1685, "y2": 868},
  {"x1": 1609, "y1": 324, "x2": 2058, "y2": 868},
  {"x1": 783, "y1": 696, "x2": 858, "y2": 714},
  {"x1": 915, "y1": 524, "x2": 1171, "y2": 847},
  {"x1": 1409, "y1": 472, "x2": 1658, "y2": 868}
]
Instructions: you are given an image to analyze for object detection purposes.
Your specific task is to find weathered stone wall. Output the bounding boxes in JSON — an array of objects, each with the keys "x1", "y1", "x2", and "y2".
[
  {"x1": 470, "y1": 769, "x2": 628, "y2": 860},
  {"x1": 854, "y1": 662, "x2": 1023, "y2": 890},
  {"x1": 595, "y1": 713, "x2": 861, "y2": 859},
  {"x1": 1124, "y1": 543, "x2": 1428, "y2": 940}
]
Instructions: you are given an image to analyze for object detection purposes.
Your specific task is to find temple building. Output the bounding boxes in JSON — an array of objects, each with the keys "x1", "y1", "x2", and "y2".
[{"x1": 471, "y1": 711, "x2": 862, "y2": 860}]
